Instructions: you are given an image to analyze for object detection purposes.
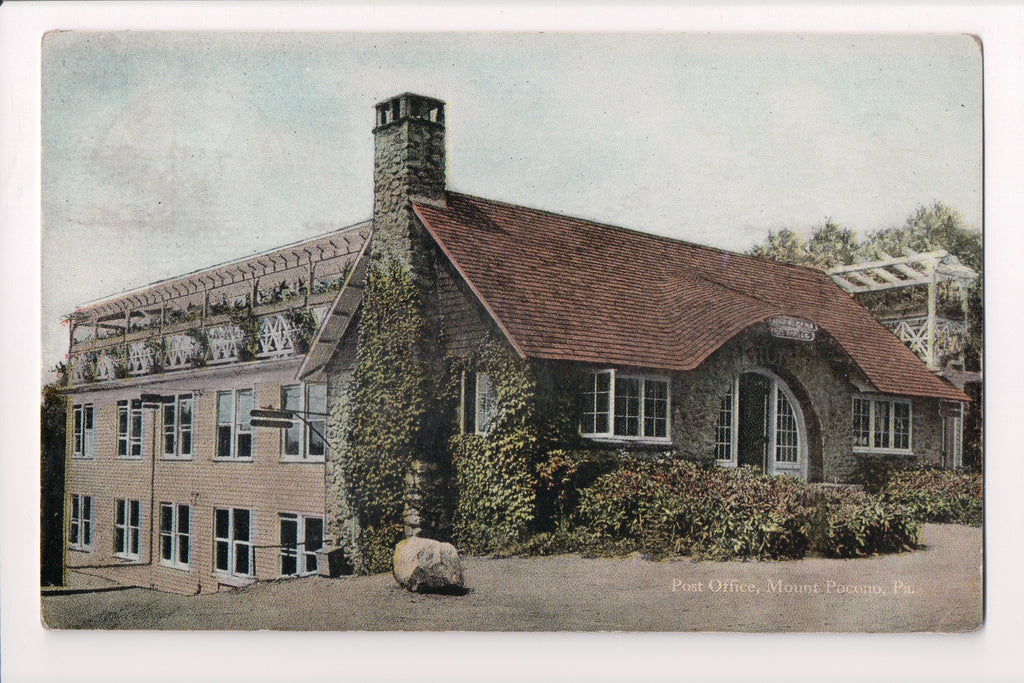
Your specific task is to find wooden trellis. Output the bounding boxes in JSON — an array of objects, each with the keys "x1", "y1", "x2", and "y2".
[{"x1": 828, "y1": 250, "x2": 977, "y2": 370}]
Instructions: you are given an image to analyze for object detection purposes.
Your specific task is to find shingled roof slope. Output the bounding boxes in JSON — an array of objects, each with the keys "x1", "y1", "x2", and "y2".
[{"x1": 413, "y1": 192, "x2": 967, "y2": 402}]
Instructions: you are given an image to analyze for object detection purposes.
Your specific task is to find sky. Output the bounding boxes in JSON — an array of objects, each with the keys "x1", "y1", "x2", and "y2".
[{"x1": 41, "y1": 32, "x2": 982, "y2": 383}]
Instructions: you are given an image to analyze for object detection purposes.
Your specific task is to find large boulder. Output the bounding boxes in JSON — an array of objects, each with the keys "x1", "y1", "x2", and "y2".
[{"x1": 392, "y1": 536, "x2": 465, "y2": 593}]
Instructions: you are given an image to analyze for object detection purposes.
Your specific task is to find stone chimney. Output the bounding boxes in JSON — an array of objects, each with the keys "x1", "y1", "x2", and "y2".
[{"x1": 372, "y1": 93, "x2": 446, "y2": 269}]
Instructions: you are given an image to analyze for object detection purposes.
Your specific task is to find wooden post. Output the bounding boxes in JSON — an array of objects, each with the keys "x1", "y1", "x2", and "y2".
[{"x1": 926, "y1": 261, "x2": 938, "y2": 369}]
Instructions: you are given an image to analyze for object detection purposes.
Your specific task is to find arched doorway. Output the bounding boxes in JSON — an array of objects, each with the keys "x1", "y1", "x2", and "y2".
[{"x1": 714, "y1": 369, "x2": 808, "y2": 479}]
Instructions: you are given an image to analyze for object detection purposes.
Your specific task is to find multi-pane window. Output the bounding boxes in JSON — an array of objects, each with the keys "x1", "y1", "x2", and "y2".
[
  {"x1": 214, "y1": 507, "x2": 253, "y2": 576},
  {"x1": 114, "y1": 499, "x2": 142, "y2": 559},
  {"x1": 279, "y1": 513, "x2": 324, "y2": 577},
  {"x1": 159, "y1": 503, "x2": 191, "y2": 570},
  {"x1": 72, "y1": 404, "x2": 96, "y2": 458},
  {"x1": 774, "y1": 388, "x2": 799, "y2": 464},
  {"x1": 852, "y1": 397, "x2": 913, "y2": 453},
  {"x1": 475, "y1": 373, "x2": 498, "y2": 435},
  {"x1": 580, "y1": 370, "x2": 670, "y2": 441},
  {"x1": 217, "y1": 389, "x2": 254, "y2": 459},
  {"x1": 117, "y1": 400, "x2": 143, "y2": 458},
  {"x1": 163, "y1": 394, "x2": 194, "y2": 458},
  {"x1": 69, "y1": 494, "x2": 93, "y2": 551},
  {"x1": 282, "y1": 384, "x2": 327, "y2": 460},
  {"x1": 714, "y1": 390, "x2": 735, "y2": 462}
]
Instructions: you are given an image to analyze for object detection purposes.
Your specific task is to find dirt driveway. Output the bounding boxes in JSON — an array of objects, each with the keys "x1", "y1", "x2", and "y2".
[{"x1": 42, "y1": 523, "x2": 982, "y2": 632}]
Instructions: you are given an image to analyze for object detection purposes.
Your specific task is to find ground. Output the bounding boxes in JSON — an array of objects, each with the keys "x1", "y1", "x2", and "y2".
[{"x1": 42, "y1": 523, "x2": 982, "y2": 632}]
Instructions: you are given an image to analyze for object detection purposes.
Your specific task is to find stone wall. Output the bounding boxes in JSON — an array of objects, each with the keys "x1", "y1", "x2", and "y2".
[{"x1": 671, "y1": 327, "x2": 946, "y2": 483}]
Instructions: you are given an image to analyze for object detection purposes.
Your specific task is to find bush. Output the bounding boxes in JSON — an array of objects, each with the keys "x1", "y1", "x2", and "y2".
[
  {"x1": 568, "y1": 459, "x2": 921, "y2": 561},
  {"x1": 880, "y1": 468, "x2": 983, "y2": 526},
  {"x1": 535, "y1": 449, "x2": 623, "y2": 528}
]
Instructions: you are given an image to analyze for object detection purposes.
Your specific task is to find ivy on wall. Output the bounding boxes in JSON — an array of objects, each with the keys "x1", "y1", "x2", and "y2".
[
  {"x1": 337, "y1": 257, "x2": 438, "y2": 573},
  {"x1": 446, "y1": 339, "x2": 584, "y2": 553}
]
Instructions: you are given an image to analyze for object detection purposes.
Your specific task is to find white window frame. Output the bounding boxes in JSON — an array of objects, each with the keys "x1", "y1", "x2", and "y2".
[
  {"x1": 712, "y1": 371, "x2": 806, "y2": 477},
  {"x1": 278, "y1": 513, "x2": 325, "y2": 577},
  {"x1": 162, "y1": 394, "x2": 194, "y2": 459},
  {"x1": 214, "y1": 507, "x2": 254, "y2": 577},
  {"x1": 281, "y1": 384, "x2": 327, "y2": 461},
  {"x1": 159, "y1": 502, "x2": 192, "y2": 571},
  {"x1": 580, "y1": 369, "x2": 672, "y2": 444},
  {"x1": 216, "y1": 389, "x2": 254, "y2": 460},
  {"x1": 852, "y1": 395, "x2": 914, "y2": 455},
  {"x1": 113, "y1": 498, "x2": 142, "y2": 560},
  {"x1": 69, "y1": 493, "x2": 93, "y2": 551},
  {"x1": 72, "y1": 404, "x2": 96, "y2": 459},
  {"x1": 474, "y1": 372, "x2": 498, "y2": 435},
  {"x1": 117, "y1": 400, "x2": 143, "y2": 459}
]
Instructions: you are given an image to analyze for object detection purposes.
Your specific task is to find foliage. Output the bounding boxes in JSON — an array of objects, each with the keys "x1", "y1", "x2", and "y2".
[
  {"x1": 286, "y1": 308, "x2": 319, "y2": 353},
  {"x1": 145, "y1": 338, "x2": 166, "y2": 373},
  {"x1": 185, "y1": 328, "x2": 210, "y2": 368},
  {"x1": 749, "y1": 219, "x2": 859, "y2": 271},
  {"x1": 52, "y1": 361, "x2": 68, "y2": 387},
  {"x1": 879, "y1": 468, "x2": 983, "y2": 526},
  {"x1": 340, "y1": 258, "x2": 436, "y2": 573},
  {"x1": 41, "y1": 384, "x2": 67, "y2": 586},
  {"x1": 557, "y1": 459, "x2": 921, "y2": 561},
  {"x1": 535, "y1": 449, "x2": 623, "y2": 527},
  {"x1": 447, "y1": 338, "x2": 546, "y2": 554},
  {"x1": 229, "y1": 308, "x2": 261, "y2": 361}
]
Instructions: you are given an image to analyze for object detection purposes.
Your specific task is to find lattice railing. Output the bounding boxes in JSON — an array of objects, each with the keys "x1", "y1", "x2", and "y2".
[
  {"x1": 165, "y1": 334, "x2": 199, "y2": 370},
  {"x1": 127, "y1": 342, "x2": 154, "y2": 375},
  {"x1": 208, "y1": 324, "x2": 244, "y2": 364},
  {"x1": 882, "y1": 315, "x2": 969, "y2": 366},
  {"x1": 257, "y1": 314, "x2": 297, "y2": 357}
]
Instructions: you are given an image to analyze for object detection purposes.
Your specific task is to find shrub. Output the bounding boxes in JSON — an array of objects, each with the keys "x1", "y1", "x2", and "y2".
[
  {"x1": 880, "y1": 468, "x2": 983, "y2": 526},
  {"x1": 568, "y1": 459, "x2": 921, "y2": 561},
  {"x1": 535, "y1": 449, "x2": 622, "y2": 528}
]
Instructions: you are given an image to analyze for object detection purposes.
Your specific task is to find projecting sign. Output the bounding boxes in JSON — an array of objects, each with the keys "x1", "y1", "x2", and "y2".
[{"x1": 768, "y1": 316, "x2": 817, "y2": 341}]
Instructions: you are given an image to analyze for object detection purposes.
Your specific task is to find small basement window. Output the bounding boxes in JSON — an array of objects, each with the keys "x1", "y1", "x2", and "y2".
[{"x1": 581, "y1": 369, "x2": 670, "y2": 442}]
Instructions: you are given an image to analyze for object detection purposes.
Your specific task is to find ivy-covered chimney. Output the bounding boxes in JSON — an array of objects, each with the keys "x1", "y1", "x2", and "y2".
[{"x1": 372, "y1": 93, "x2": 446, "y2": 268}]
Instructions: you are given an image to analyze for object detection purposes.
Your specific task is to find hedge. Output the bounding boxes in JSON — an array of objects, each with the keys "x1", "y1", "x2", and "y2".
[{"x1": 879, "y1": 468, "x2": 983, "y2": 526}]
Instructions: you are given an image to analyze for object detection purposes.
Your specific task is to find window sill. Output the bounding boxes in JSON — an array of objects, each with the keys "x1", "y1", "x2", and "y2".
[
  {"x1": 161, "y1": 456, "x2": 194, "y2": 462},
  {"x1": 159, "y1": 561, "x2": 192, "y2": 573},
  {"x1": 70, "y1": 456, "x2": 96, "y2": 461},
  {"x1": 279, "y1": 457, "x2": 326, "y2": 464},
  {"x1": 212, "y1": 572, "x2": 255, "y2": 588},
  {"x1": 116, "y1": 456, "x2": 144, "y2": 461},
  {"x1": 68, "y1": 547, "x2": 94, "y2": 553},
  {"x1": 212, "y1": 457, "x2": 254, "y2": 463},
  {"x1": 113, "y1": 554, "x2": 141, "y2": 562},
  {"x1": 583, "y1": 435, "x2": 673, "y2": 447},
  {"x1": 853, "y1": 447, "x2": 915, "y2": 457}
]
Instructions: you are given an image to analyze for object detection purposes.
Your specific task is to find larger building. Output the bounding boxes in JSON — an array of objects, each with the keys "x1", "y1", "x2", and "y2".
[{"x1": 59, "y1": 93, "x2": 970, "y2": 592}]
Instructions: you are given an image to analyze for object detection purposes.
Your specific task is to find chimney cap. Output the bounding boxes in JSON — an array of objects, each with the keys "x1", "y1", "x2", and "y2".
[
  {"x1": 373, "y1": 92, "x2": 446, "y2": 108},
  {"x1": 373, "y1": 93, "x2": 446, "y2": 130}
]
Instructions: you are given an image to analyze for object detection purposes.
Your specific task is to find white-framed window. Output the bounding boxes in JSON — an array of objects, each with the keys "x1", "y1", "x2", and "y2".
[
  {"x1": 214, "y1": 507, "x2": 253, "y2": 576},
  {"x1": 580, "y1": 369, "x2": 670, "y2": 442},
  {"x1": 852, "y1": 396, "x2": 913, "y2": 454},
  {"x1": 459, "y1": 371, "x2": 499, "y2": 435},
  {"x1": 216, "y1": 389, "x2": 254, "y2": 459},
  {"x1": 714, "y1": 389, "x2": 736, "y2": 464},
  {"x1": 113, "y1": 498, "x2": 142, "y2": 560},
  {"x1": 72, "y1": 404, "x2": 96, "y2": 459},
  {"x1": 69, "y1": 493, "x2": 93, "y2": 551},
  {"x1": 281, "y1": 384, "x2": 327, "y2": 461},
  {"x1": 279, "y1": 513, "x2": 324, "y2": 577},
  {"x1": 117, "y1": 400, "x2": 143, "y2": 458},
  {"x1": 159, "y1": 503, "x2": 191, "y2": 570},
  {"x1": 162, "y1": 394, "x2": 194, "y2": 459}
]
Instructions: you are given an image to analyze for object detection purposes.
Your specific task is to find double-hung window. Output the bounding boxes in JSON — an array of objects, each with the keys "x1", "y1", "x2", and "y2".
[
  {"x1": 580, "y1": 369, "x2": 670, "y2": 442},
  {"x1": 69, "y1": 494, "x2": 93, "y2": 551},
  {"x1": 279, "y1": 513, "x2": 324, "y2": 576},
  {"x1": 163, "y1": 394, "x2": 194, "y2": 458},
  {"x1": 113, "y1": 499, "x2": 142, "y2": 560},
  {"x1": 853, "y1": 396, "x2": 912, "y2": 454},
  {"x1": 460, "y1": 372, "x2": 499, "y2": 435},
  {"x1": 217, "y1": 389, "x2": 254, "y2": 459},
  {"x1": 159, "y1": 503, "x2": 191, "y2": 570},
  {"x1": 117, "y1": 400, "x2": 143, "y2": 458},
  {"x1": 281, "y1": 384, "x2": 327, "y2": 461},
  {"x1": 214, "y1": 507, "x2": 254, "y2": 576},
  {"x1": 72, "y1": 404, "x2": 96, "y2": 458}
]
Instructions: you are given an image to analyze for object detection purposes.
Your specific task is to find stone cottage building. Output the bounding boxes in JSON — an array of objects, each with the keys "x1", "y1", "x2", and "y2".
[{"x1": 59, "y1": 92, "x2": 969, "y2": 590}]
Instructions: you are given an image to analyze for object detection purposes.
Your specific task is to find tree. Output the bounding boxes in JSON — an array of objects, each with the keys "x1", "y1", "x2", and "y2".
[
  {"x1": 748, "y1": 220, "x2": 858, "y2": 271},
  {"x1": 41, "y1": 383, "x2": 66, "y2": 585}
]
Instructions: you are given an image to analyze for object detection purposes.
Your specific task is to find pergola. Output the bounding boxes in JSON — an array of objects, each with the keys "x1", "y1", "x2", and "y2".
[{"x1": 828, "y1": 250, "x2": 978, "y2": 370}]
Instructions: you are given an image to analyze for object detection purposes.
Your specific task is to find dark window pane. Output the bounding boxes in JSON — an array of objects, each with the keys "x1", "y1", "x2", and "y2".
[
  {"x1": 180, "y1": 430, "x2": 192, "y2": 456},
  {"x1": 234, "y1": 509, "x2": 250, "y2": 541},
  {"x1": 178, "y1": 534, "x2": 189, "y2": 565},
  {"x1": 130, "y1": 528, "x2": 140, "y2": 555},
  {"x1": 130, "y1": 500, "x2": 140, "y2": 526},
  {"x1": 308, "y1": 420, "x2": 326, "y2": 456},
  {"x1": 161, "y1": 505, "x2": 172, "y2": 534},
  {"x1": 237, "y1": 433, "x2": 252, "y2": 459},
  {"x1": 115, "y1": 527, "x2": 126, "y2": 554},
  {"x1": 116, "y1": 500, "x2": 125, "y2": 525},
  {"x1": 215, "y1": 540, "x2": 229, "y2": 571},
  {"x1": 217, "y1": 426, "x2": 232, "y2": 458},
  {"x1": 235, "y1": 544, "x2": 250, "y2": 575},
  {"x1": 161, "y1": 533, "x2": 172, "y2": 561},
  {"x1": 215, "y1": 509, "x2": 229, "y2": 539},
  {"x1": 177, "y1": 505, "x2": 189, "y2": 533}
]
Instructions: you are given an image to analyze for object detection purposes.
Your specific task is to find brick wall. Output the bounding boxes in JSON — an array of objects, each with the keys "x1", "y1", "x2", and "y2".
[{"x1": 62, "y1": 359, "x2": 326, "y2": 594}]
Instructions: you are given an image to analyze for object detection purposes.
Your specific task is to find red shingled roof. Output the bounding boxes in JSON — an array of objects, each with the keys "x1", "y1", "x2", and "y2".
[{"x1": 413, "y1": 192, "x2": 968, "y2": 402}]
